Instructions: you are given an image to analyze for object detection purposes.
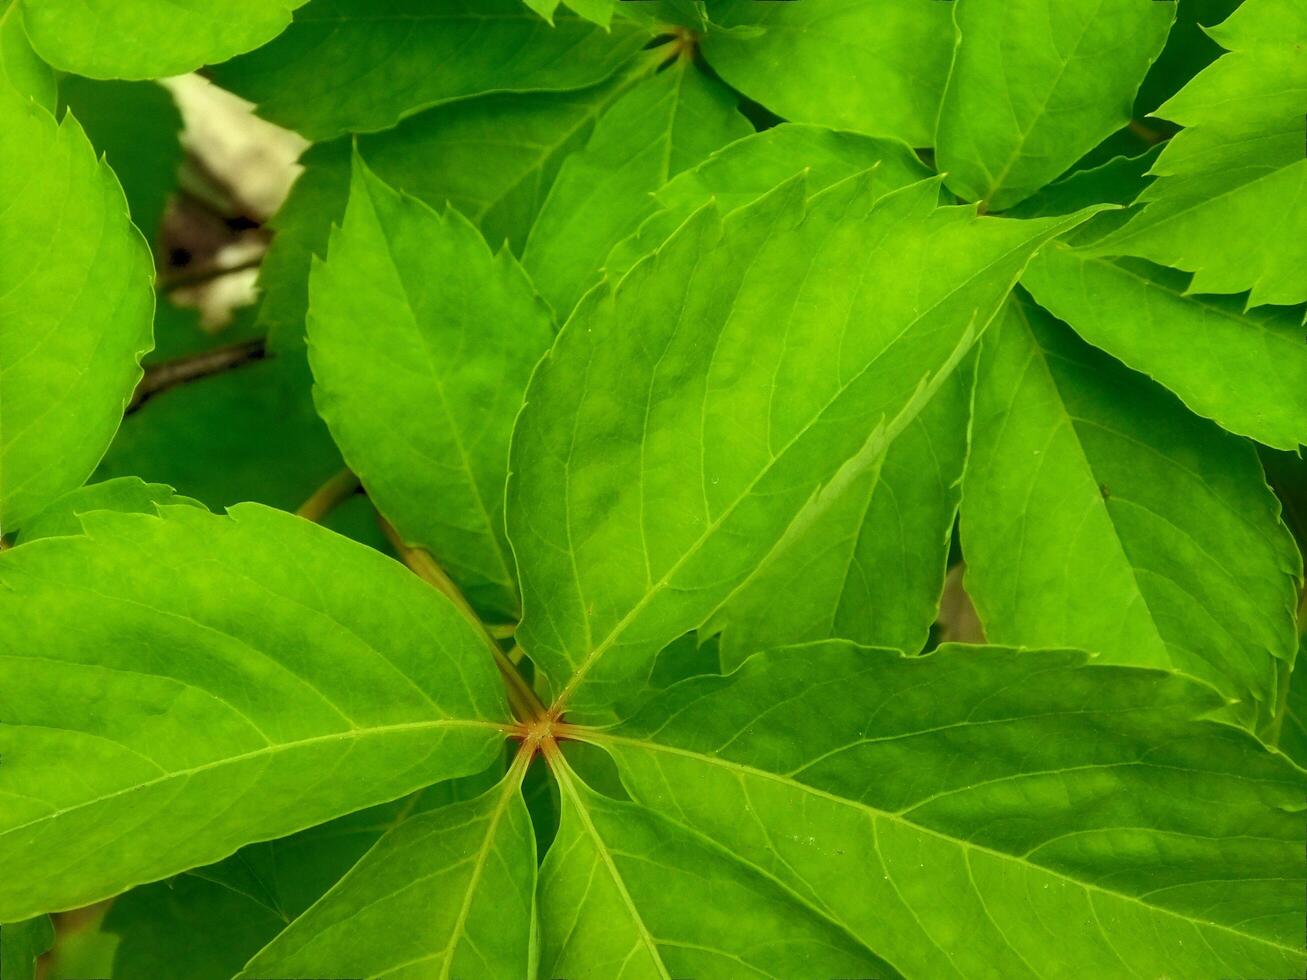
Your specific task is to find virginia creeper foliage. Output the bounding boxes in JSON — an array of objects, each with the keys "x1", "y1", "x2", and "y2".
[{"x1": 0, "y1": 0, "x2": 1304, "y2": 977}]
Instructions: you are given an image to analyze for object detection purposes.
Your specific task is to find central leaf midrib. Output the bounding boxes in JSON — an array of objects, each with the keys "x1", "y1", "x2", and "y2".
[
  {"x1": 367, "y1": 185, "x2": 517, "y2": 596},
  {"x1": 0, "y1": 718, "x2": 503, "y2": 843},
  {"x1": 554, "y1": 760, "x2": 670, "y2": 979}
]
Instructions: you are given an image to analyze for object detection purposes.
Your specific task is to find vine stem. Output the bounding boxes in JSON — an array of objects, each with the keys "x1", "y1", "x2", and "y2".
[
  {"x1": 296, "y1": 467, "x2": 361, "y2": 523},
  {"x1": 160, "y1": 256, "x2": 264, "y2": 292},
  {"x1": 376, "y1": 515, "x2": 546, "y2": 723},
  {"x1": 129, "y1": 338, "x2": 267, "y2": 412}
]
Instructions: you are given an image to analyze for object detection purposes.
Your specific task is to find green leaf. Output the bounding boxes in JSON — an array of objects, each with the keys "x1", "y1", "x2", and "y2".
[
  {"x1": 83, "y1": 767, "x2": 509, "y2": 980},
  {"x1": 0, "y1": 504, "x2": 509, "y2": 920},
  {"x1": 1092, "y1": 0, "x2": 1307, "y2": 307},
  {"x1": 1023, "y1": 248, "x2": 1307, "y2": 450},
  {"x1": 98, "y1": 876, "x2": 285, "y2": 980},
  {"x1": 522, "y1": 58, "x2": 750, "y2": 320},
  {"x1": 308, "y1": 157, "x2": 555, "y2": 621},
  {"x1": 610, "y1": 129, "x2": 955, "y2": 665},
  {"x1": 0, "y1": 0, "x2": 52, "y2": 107},
  {"x1": 588, "y1": 643, "x2": 1307, "y2": 978},
  {"x1": 606, "y1": 122, "x2": 933, "y2": 281},
  {"x1": 58, "y1": 78, "x2": 184, "y2": 243},
  {"x1": 0, "y1": 89, "x2": 153, "y2": 535},
  {"x1": 701, "y1": 0, "x2": 954, "y2": 147},
  {"x1": 0, "y1": 916, "x2": 52, "y2": 980},
  {"x1": 935, "y1": 0, "x2": 1175, "y2": 210},
  {"x1": 97, "y1": 355, "x2": 345, "y2": 515},
  {"x1": 17, "y1": 477, "x2": 201, "y2": 543},
  {"x1": 18, "y1": 0, "x2": 306, "y2": 79},
  {"x1": 961, "y1": 296, "x2": 1301, "y2": 727},
  {"x1": 1134, "y1": 0, "x2": 1242, "y2": 113},
  {"x1": 194, "y1": 765, "x2": 507, "y2": 922},
  {"x1": 209, "y1": 0, "x2": 651, "y2": 141},
  {"x1": 540, "y1": 754, "x2": 887, "y2": 979},
  {"x1": 256, "y1": 64, "x2": 658, "y2": 351},
  {"x1": 507, "y1": 174, "x2": 1098, "y2": 716},
  {"x1": 1005, "y1": 147, "x2": 1161, "y2": 219},
  {"x1": 238, "y1": 766, "x2": 536, "y2": 980},
  {"x1": 708, "y1": 359, "x2": 972, "y2": 669}
]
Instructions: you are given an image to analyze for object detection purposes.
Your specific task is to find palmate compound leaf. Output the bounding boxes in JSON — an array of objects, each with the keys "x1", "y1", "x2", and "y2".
[
  {"x1": 18, "y1": 0, "x2": 306, "y2": 79},
  {"x1": 700, "y1": 0, "x2": 955, "y2": 148},
  {"x1": 581, "y1": 643, "x2": 1307, "y2": 978},
  {"x1": 255, "y1": 53, "x2": 671, "y2": 351},
  {"x1": 0, "y1": 504, "x2": 510, "y2": 921},
  {"x1": 507, "y1": 172, "x2": 1102, "y2": 718},
  {"x1": 209, "y1": 0, "x2": 650, "y2": 142},
  {"x1": 308, "y1": 156, "x2": 556, "y2": 623},
  {"x1": 934, "y1": 0, "x2": 1175, "y2": 211},
  {"x1": 1091, "y1": 0, "x2": 1307, "y2": 307},
  {"x1": 0, "y1": 88, "x2": 153, "y2": 537},
  {"x1": 1023, "y1": 246, "x2": 1307, "y2": 450},
  {"x1": 961, "y1": 295, "x2": 1301, "y2": 731},
  {"x1": 521, "y1": 56, "x2": 751, "y2": 320}
]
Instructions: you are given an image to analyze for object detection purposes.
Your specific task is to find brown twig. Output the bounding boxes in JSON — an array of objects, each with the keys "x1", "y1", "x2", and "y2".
[
  {"x1": 376, "y1": 514, "x2": 543, "y2": 722},
  {"x1": 159, "y1": 256, "x2": 264, "y2": 292},
  {"x1": 128, "y1": 338, "x2": 267, "y2": 412}
]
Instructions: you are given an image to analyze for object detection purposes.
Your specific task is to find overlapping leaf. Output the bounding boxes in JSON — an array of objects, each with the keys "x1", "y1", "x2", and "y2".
[
  {"x1": 0, "y1": 0, "x2": 51, "y2": 106},
  {"x1": 539, "y1": 755, "x2": 887, "y2": 978},
  {"x1": 709, "y1": 362, "x2": 971, "y2": 667},
  {"x1": 59, "y1": 77, "x2": 184, "y2": 242},
  {"x1": 587, "y1": 643, "x2": 1307, "y2": 978},
  {"x1": 256, "y1": 59, "x2": 664, "y2": 351},
  {"x1": 701, "y1": 0, "x2": 954, "y2": 147},
  {"x1": 508, "y1": 173, "x2": 1097, "y2": 716},
  {"x1": 18, "y1": 0, "x2": 305, "y2": 79},
  {"x1": 1093, "y1": 0, "x2": 1307, "y2": 306},
  {"x1": 18, "y1": 477, "x2": 199, "y2": 543},
  {"x1": 961, "y1": 297, "x2": 1301, "y2": 727},
  {"x1": 522, "y1": 57, "x2": 750, "y2": 319},
  {"x1": 238, "y1": 766, "x2": 535, "y2": 980},
  {"x1": 1024, "y1": 248, "x2": 1307, "y2": 450},
  {"x1": 935, "y1": 0, "x2": 1175, "y2": 210},
  {"x1": 308, "y1": 158, "x2": 555, "y2": 620},
  {"x1": 210, "y1": 0, "x2": 649, "y2": 141},
  {"x1": 606, "y1": 123, "x2": 933, "y2": 280},
  {"x1": 0, "y1": 89, "x2": 153, "y2": 534},
  {"x1": 0, "y1": 505, "x2": 509, "y2": 920},
  {"x1": 0, "y1": 916, "x2": 51, "y2": 980}
]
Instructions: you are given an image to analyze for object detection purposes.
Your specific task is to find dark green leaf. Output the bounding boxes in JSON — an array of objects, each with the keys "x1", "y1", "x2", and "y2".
[{"x1": 210, "y1": 0, "x2": 650, "y2": 141}]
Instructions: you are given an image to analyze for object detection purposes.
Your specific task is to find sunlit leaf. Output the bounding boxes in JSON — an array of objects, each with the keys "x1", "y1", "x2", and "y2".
[
  {"x1": 0, "y1": 89, "x2": 153, "y2": 534},
  {"x1": 961, "y1": 296, "x2": 1301, "y2": 728}
]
